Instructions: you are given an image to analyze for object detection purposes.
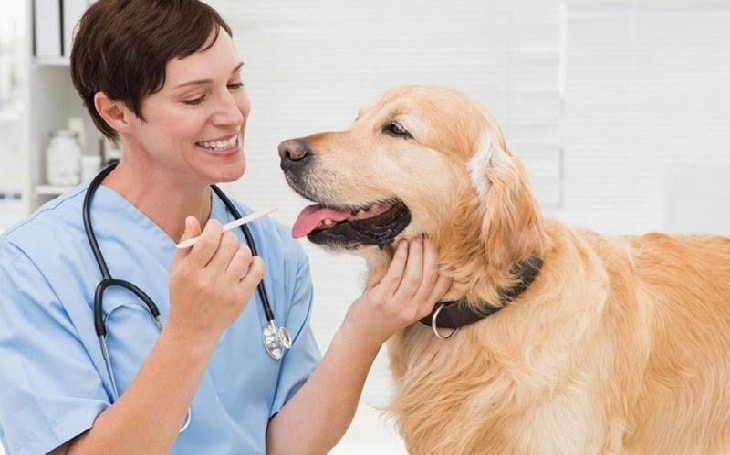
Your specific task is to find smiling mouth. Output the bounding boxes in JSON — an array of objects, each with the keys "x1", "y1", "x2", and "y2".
[
  {"x1": 196, "y1": 134, "x2": 238, "y2": 151},
  {"x1": 291, "y1": 200, "x2": 411, "y2": 248}
]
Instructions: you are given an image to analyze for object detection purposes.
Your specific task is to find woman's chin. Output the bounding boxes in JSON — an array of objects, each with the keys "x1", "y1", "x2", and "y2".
[{"x1": 214, "y1": 158, "x2": 246, "y2": 183}]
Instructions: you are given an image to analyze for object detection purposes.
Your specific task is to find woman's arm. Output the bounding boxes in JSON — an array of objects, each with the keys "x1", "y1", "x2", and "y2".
[
  {"x1": 51, "y1": 325, "x2": 218, "y2": 455},
  {"x1": 53, "y1": 218, "x2": 264, "y2": 455},
  {"x1": 267, "y1": 236, "x2": 451, "y2": 455}
]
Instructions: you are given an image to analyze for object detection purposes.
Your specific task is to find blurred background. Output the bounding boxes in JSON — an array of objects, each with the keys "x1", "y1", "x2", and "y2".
[{"x1": 2, "y1": 0, "x2": 730, "y2": 453}]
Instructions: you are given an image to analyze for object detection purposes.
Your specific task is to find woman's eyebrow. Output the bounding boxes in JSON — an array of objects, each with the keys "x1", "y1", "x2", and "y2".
[{"x1": 172, "y1": 62, "x2": 245, "y2": 89}]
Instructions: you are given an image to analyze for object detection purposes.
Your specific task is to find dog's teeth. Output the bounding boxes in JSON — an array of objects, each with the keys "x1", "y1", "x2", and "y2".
[{"x1": 323, "y1": 219, "x2": 334, "y2": 226}]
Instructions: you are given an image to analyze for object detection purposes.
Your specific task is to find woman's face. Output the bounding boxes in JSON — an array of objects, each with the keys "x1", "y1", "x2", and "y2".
[{"x1": 125, "y1": 29, "x2": 250, "y2": 187}]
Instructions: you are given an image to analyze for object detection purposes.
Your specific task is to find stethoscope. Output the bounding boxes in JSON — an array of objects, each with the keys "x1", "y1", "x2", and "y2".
[{"x1": 83, "y1": 162, "x2": 291, "y2": 433}]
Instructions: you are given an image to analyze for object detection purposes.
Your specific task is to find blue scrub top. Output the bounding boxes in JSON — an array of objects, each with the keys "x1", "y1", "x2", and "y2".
[{"x1": 0, "y1": 183, "x2": 321, "y2": 455}]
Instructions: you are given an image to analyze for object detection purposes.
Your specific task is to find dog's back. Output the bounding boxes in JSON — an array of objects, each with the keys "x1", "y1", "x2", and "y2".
[{"x1": 622, "y1": 233, "x2": 730, "y2": 453}]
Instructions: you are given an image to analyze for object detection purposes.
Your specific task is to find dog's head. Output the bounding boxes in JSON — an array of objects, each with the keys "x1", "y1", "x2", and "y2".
[{"x1": 279, "y1": 85, "x2": 544, "y2": 272}]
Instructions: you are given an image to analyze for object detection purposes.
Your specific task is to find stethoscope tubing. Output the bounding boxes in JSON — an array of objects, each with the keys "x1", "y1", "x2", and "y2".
[
  {"x1": 82, "y1": 163, "x2": 289, "y2": 433},
  {"x1": 83, "y1": 163, "x2": 279, "y2": 340},
  {"x1": 211, "y1": 185, "x2": 276, "y2": 322}
]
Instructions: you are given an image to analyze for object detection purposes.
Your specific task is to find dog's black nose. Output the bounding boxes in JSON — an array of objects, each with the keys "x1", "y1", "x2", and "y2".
[{"x1": 278, "y1": 139, "x2": 311, "y2": 168}]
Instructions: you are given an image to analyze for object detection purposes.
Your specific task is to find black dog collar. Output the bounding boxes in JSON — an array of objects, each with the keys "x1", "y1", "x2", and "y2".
[{"x1": 419, "y1": 256, "x2": 544, "y2": 331}]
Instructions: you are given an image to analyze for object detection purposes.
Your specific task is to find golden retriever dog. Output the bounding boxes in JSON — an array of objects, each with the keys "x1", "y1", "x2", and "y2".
[{"x1": 277, "y1": 85, "x2": 730, "y2": 454}]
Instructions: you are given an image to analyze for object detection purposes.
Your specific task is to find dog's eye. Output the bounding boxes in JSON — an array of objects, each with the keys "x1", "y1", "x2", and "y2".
[{"x1": 383, "y1": 122, "x2": 412, "y2": 139}]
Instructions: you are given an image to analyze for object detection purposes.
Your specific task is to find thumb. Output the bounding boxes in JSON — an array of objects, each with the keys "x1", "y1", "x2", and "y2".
[{"x1": 178, "y1": 216, "x2": 202, "y2": 244}]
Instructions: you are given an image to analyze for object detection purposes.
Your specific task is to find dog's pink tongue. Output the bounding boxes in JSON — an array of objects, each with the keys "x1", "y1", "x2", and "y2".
[{"x1": 292, "y1": 204, "x2": 350, "y2": 238}]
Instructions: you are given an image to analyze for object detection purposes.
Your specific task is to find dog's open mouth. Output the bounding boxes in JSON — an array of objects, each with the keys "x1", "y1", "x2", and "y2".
[{"x1": 291, "y1": 200, "x2": 411, "y2": 248}]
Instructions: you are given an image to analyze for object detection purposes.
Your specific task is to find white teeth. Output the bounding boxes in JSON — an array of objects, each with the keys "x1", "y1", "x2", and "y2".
[
  {"x1": 323, "y1": 219, "x2": 334, "y2": 226},
  {"x1": 199, "y1": 134, "x2": 237, "y2": 150}
]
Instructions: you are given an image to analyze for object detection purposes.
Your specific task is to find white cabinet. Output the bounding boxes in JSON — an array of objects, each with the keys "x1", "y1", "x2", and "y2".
[
  {"x1": 0, "y1": 1, "x2": 104, "y2": 222},
  {"x1": 24, "y1": 60, "x2": 100, "y2": 211},
  {"x1": 21, "y1": 0, "x2": 101, "y2": 216},
  {"x1": 0, "y1": 2, "x2": 28, "y2": 230}
]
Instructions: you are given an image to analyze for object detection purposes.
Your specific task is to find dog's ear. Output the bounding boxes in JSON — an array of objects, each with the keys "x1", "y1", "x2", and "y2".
[{"x1": 469, "y1": 133, "x2": 544, "y2": 269}]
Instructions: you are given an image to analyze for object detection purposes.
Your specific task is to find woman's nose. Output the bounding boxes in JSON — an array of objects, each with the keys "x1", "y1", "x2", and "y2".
[{"x1": 213, "y1": 91, "x2": 247, "y2": 126}]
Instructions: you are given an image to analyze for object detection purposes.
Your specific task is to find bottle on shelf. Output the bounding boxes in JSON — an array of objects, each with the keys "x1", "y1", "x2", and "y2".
[{"x1": 45, "y1": 129, "x2": 82, "y2": 186}]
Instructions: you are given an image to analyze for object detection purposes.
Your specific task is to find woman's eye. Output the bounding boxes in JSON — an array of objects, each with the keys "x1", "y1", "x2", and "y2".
[
  {"x1": 182, "y1": 95, "x2": 206, "y2": 106},
  {"x1": 383, "y1": 122, "x2": 412, "y2": 139},
  {"x1": 181, "y1": 83, "x2": 244, "y2": 105}
]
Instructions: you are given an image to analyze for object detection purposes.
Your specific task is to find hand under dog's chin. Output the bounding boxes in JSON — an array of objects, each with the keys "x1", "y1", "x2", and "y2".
[{"x1": 360, "y1": 231, "x2": 423, "y2": 280}]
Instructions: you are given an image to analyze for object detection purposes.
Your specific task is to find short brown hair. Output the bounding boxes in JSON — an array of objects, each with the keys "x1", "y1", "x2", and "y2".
[{"x1": 70, "y1": 0, "x2": 233, "y2": 140}]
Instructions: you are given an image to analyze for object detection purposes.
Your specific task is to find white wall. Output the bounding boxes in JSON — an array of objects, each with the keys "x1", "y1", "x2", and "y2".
[{"x1": 557, "y1": 0, "x2": 730, "y2": 234}]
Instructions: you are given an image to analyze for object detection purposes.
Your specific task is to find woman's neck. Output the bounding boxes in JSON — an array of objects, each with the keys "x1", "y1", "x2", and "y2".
[{"x1": 102, "y1": 159, "x2": 212, "y2": 242}]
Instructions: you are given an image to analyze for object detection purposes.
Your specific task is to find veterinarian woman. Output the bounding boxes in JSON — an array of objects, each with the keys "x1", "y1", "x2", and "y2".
[{"x1": 0, "y1": 1, "x2": 451, "y2": 453}]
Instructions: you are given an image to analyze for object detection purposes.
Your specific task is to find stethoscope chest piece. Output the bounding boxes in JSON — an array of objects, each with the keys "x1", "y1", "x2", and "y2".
[{"x1": 263, "y1": 320, "x2": 291, "y2": 360}]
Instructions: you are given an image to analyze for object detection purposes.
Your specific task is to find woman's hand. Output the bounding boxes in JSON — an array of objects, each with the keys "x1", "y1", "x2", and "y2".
[
  {"x1": 344, "y1": 235, "x2": 452, "y2": 348},
  {"x1": 167, "y1": 216, "x2": 265, "y2": 347},
  {"x1": 267, "y1": 234, "x2": 451, "y2": 454}
]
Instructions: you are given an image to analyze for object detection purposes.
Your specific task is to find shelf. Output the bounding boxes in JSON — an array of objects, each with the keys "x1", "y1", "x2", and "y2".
[
  {"x1": 34, "y1": 57, "x2": 70, "y2": 67},
  {"x1": 36, "y1": 184, "x2": 74, "y2": 195}
]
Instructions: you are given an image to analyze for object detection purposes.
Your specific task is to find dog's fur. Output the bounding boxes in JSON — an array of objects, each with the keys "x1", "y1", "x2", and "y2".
[{"x1": 279, "y1": 85, "x2": 730, "y2": 454}]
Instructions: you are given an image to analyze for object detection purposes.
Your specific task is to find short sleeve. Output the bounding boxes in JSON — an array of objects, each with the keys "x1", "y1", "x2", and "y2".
[
  {"x1": 269, "y1": 244, "x2": 320, "y2": 415},
  {"x1": 0, "y1": 243, "x2": 109, "y2": 455}
]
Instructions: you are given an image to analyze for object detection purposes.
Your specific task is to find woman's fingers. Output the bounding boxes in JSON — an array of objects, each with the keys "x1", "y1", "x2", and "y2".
[
  {"x1": 395, "y1": 235, "x2": 424, "y2": 297},
  {"x1": 206, "y1": 230, "x2": 242, "y2": 273},
  {"x1": 392, "y1": 235, "x2": 446, "y2": 302},
  {"x1": 178, "y1": 218, "x2": 225, "y2": 268},
  {"x1": 417, "y1": 235, "x2": 438, "y2": 288},
  {"x1": 377, "y1": 239, "x2": 409, "y2": 295},
  {"x1": 236, "y1": 256, "x2": 266, "y2": 292},
  {"x1": 177, "y1": 218, "x2": 257, "y2": 284},
  {"x1": 174, "y1": 216, "x2": 202, "y2": 258},
  {"x1": 226, "y1": 244, "x2": 255, "y2": 279},
  {"x1": 408, "y1": 236, "x2": 449, "y2": 316},
  {"x1": 430, "y1": 273, "x2": 453, "y2": 303}
]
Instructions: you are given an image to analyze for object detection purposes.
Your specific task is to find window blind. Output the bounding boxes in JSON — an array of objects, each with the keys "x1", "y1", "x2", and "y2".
[{"x1": 562, "y1": 0, "x2": 730, "y2": 233}]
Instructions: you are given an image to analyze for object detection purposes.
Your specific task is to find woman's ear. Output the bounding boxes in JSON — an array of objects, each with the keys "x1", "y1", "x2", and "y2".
[{"x1": 94, "y1": 92, "x2": 133, "y2": 134}]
